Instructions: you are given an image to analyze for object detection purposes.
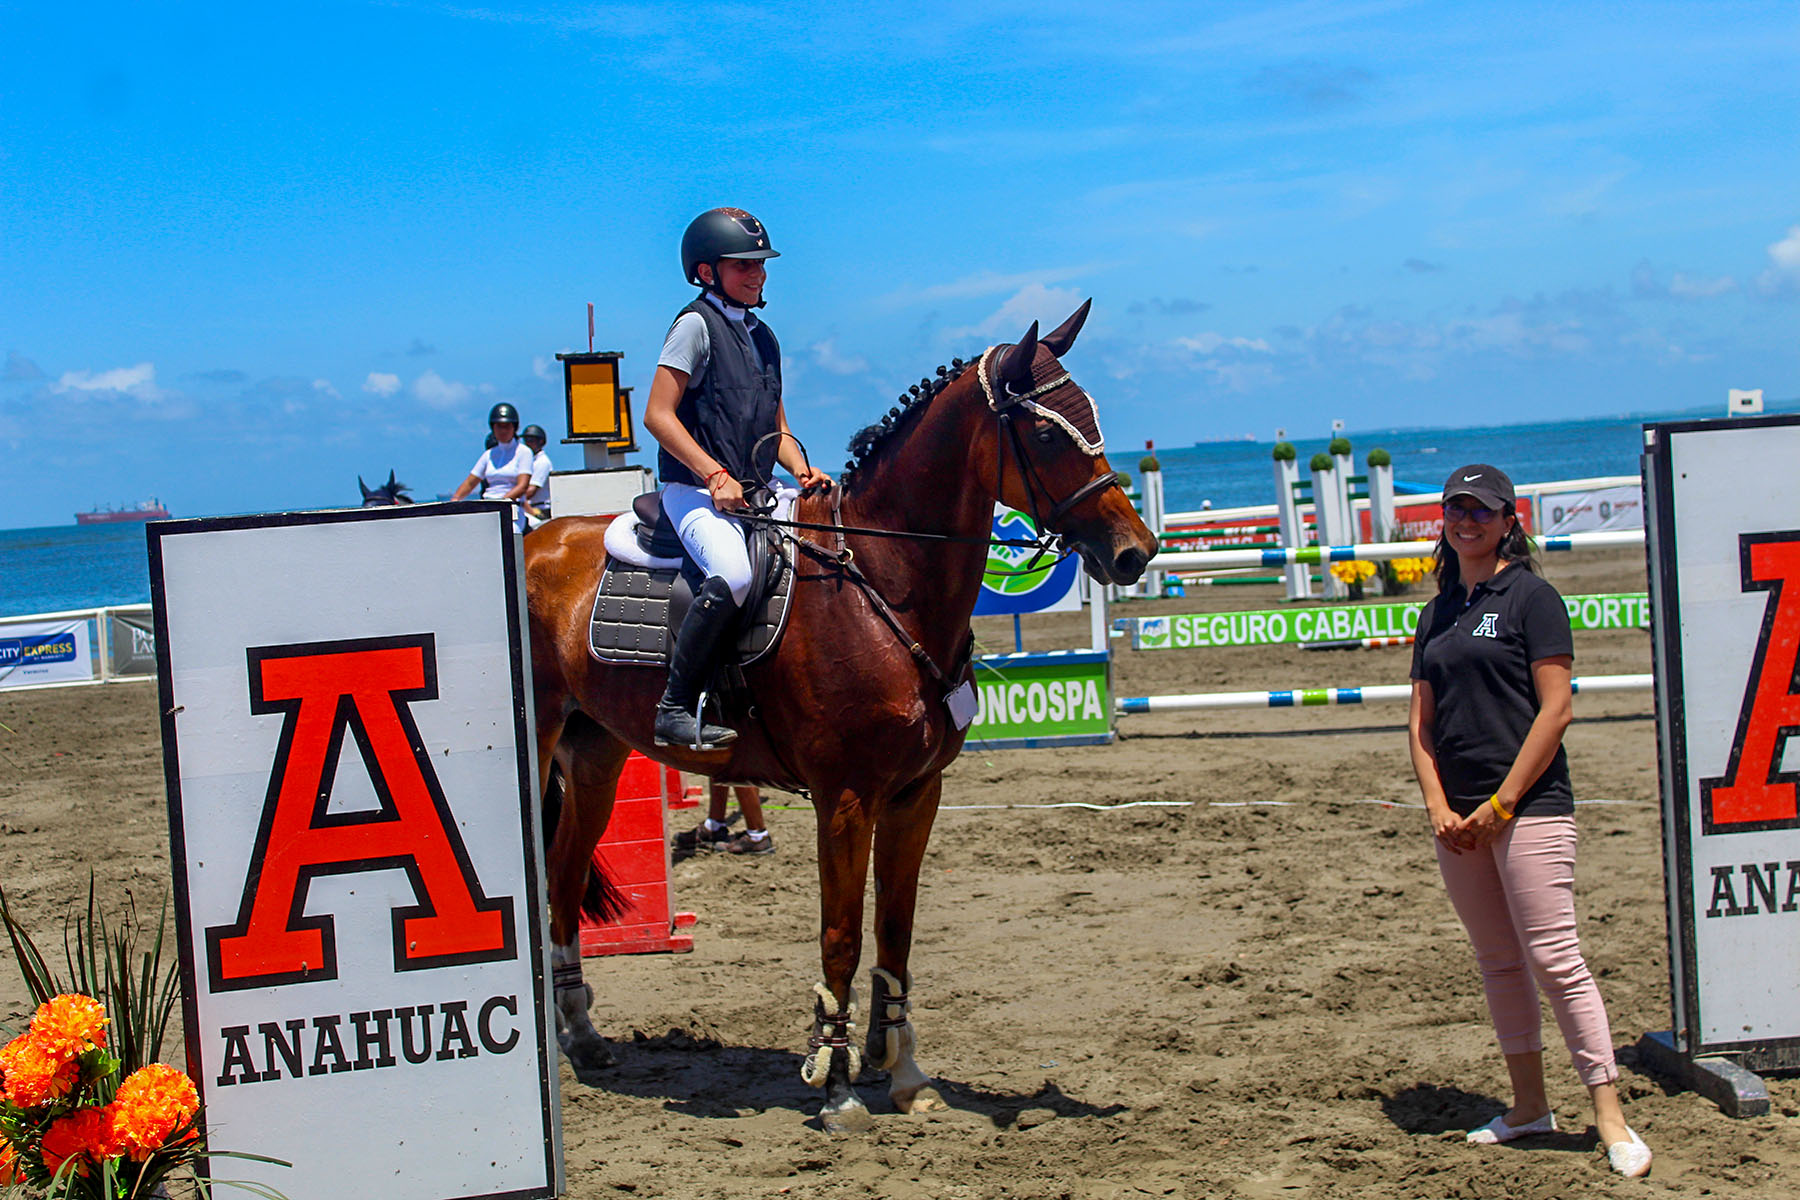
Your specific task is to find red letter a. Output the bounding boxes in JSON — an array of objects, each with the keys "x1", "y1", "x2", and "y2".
[
  {"x1": 205, "y1": 635, "x2": 515, "y2": 991},
  {"x1": 1701, "y1": 533, "x2": 1800, "y2": 833}
]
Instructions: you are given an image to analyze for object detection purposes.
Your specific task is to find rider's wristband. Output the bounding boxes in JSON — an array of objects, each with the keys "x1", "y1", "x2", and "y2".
[
  {"x1": 705, "y1": 468, "x2": 730, "y2": 489},
  {"x1": 1488, "y1": 794, "x2": 1514, "y2": 821}
]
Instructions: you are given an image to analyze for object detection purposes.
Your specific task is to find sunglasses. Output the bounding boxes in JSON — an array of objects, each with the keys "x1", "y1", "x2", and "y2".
[{"x1": 1442, "y1": 502, "x2": 1501, "y2": 525}]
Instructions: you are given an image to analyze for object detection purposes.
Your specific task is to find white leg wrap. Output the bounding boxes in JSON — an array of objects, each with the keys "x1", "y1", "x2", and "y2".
[
  {"x1": 870, "y1": 967, "x2": 915, "y2": 1072},
  {"x1": 801, "y1": 982, "x2": 861, "y2": 1087}
]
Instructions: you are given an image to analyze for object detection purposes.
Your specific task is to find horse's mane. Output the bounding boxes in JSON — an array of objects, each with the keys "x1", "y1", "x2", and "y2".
[{"x1": 840, "y1": 356, "x2": 976, "y2": 495}]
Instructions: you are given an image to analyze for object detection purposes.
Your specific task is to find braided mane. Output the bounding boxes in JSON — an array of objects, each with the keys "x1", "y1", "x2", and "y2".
[{"x1": 840, "y1": 356, "x2": 977, "y2": 494}]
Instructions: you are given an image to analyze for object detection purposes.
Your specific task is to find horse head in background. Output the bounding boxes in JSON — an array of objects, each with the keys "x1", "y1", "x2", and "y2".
[{"x1": 358, "y1": 471, "x2": 414, "y2": 507}]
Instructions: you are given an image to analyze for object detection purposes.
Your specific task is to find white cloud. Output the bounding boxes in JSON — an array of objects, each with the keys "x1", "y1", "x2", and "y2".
[
  {"x1": 809, "y1": 338, "x2": 868, "y2": 375},
  {"x1": 1757, "y1": 224, "x2": 1800, "y2": 296},
  {"x1": 878, "y1": 263, "x2": 1115, "y2": 310},
  {"x1": 1175, "y1": 332, "x2": 1272, "y2": 354},
  {"x1": 313, "y1": 378, "x2": 341, "y2": 400},
  {"x1": 944, "y1": 282, "x2": 1086, "y2": 341},
  {"x1": 412, "y1": 370, "x2": 472, "y2": 410},
  {"x1": 532, "y1": 355, "x2": 556, "y2": 381},
  {"x1": 53, "y1": 362, "x2": 162, "y2": 401},
  {"x1": 363, "y1": 371, "x2": 401, "y2": 397}
]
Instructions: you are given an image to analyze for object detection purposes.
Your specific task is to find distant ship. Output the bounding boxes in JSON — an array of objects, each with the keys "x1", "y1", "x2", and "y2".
[{"x1": 75, "y1": 498, "x2": 170, "y2": 525}]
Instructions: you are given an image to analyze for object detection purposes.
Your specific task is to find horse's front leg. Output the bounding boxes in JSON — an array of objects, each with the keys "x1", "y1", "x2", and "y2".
[
  {"x1": 806, "y1": 787, "x2": 877, "y2": 1134},
  {"x1": 868, "y1": 772, "x2": 944, "y2": 1114},
  {"x1": 551, "y1": 939, "x2": 612, "y2": 1079}
]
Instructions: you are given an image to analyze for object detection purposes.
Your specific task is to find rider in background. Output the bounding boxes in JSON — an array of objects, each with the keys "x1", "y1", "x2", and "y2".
[
  {"x1": 521, "y1": 423, "x2": 554, "y2": 526},
  {"x1": 451, "y1": 402, "x2": 534, "y2": 532},
  {"x1": 642, "y1": 207, "x2": 832, "y2": 750}
]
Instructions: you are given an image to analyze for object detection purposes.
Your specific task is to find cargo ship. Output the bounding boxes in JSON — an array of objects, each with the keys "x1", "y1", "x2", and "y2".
[{"x1": 75, "y1": 498, "x2": 170, "y2": 525}]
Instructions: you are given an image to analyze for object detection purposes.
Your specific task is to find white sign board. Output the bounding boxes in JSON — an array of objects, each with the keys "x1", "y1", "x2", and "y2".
[
  {"x1": 149, "y1": 503, "x2": 561, "y2": 1200},
  {"x1": 1646, "y1": 415, "x2": 1800, "y2": 1068},
  {"x1": 0, "y1": 616, "x2": 95, "y2": 689},
  {"x1": 1537, "y1": 484, "x2": 1644, "y2": 535}
]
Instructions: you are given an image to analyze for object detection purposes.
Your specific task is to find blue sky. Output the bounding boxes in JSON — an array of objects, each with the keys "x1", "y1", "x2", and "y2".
[{"x1": 4, "y1": 0, "x2": 1797, "y2": 528}]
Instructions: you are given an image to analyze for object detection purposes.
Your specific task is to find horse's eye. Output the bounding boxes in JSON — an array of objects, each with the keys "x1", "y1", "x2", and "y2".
[{"x1": 1035, "y1": 426, "x2": 1055, "y2": 444}]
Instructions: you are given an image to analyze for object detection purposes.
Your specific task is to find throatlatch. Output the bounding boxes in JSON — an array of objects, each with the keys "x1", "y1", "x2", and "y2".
[{"x1": 801, "y1": 982, "x2": 861, "y2": 1087}]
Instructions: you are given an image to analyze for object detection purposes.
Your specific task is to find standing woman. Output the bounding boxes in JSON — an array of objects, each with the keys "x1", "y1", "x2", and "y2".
[{"x1": 1407, "y1": 464, "x2": 1652, "y2": 1179}]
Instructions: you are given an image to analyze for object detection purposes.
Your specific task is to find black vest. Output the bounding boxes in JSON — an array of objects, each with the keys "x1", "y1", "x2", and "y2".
[{"x1": 657, "y1": 298, "x2": 783, "y2": 488}]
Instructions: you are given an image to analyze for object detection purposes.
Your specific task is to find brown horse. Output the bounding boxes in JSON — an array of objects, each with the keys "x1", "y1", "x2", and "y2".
[{"x1": 525, "y1": 301, "x2": 1154, "y2": 1131}]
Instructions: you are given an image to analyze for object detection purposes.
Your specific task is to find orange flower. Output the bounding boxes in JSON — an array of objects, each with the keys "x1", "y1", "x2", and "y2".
[
  {"x1": 40, "y1": 1106, "x2": 125, "y2": 1176},
  {"x1": 0, "y1": 1131, "x2": 22, "y2": 1184},
  {"x1": 0, "y1": 1031, "x2": 82, "y2": 1108},
  {"x1": 29, "y1": 993, "x2": 109, "y2": 1059},
  {"x1": 112, "y1": 1064, "x2": 200, "y2": 1160}
]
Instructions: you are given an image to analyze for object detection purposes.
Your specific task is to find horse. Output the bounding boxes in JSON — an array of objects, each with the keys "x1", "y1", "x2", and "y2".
[
  {"x1": 358, "y1": 471, "x2": 414, "y2": 506},
  {"x1": 524, "y1": 301, "x2": 1155, "y2": 1132}
]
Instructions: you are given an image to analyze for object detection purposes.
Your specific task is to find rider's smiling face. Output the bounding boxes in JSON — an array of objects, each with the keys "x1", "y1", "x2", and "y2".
[
  {"x1": 492, "y1": 421, "x2": 516, "y2": 444},
  {"x1": 707, "y1": 257, "x2": 766, "y2": 307}
]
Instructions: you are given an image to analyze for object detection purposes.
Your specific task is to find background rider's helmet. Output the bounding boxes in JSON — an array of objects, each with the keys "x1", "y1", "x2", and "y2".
[
  {"x1": 681, "y1": 208, "x2": 779, "y2": 307},
  {"x1": 521, "y1": 423, "x2": 548, "y2": 445},
  {"x1": 488, "y1": 402, "x2": 521, "y2": 429}
]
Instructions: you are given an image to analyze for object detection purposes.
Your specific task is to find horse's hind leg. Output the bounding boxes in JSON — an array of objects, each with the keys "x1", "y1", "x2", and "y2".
[
  {"x1": 869, "y1": 772, "x2": 944, "y2": 1115},
  {"x1": 807, "y1": 787, "x2": 878, "y2": 1133},
  {"x1": 545, "y1": 717, "x2": 630, "y2": 1081}
]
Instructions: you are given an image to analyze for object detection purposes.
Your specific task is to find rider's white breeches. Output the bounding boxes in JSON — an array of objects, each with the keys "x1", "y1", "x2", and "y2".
[{"x1": 661, "y1": 483, "x2": 754, "y2": 607}]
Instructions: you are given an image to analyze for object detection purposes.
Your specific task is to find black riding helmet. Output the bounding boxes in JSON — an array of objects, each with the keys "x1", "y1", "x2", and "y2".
[
  {"x1": 521, "y1": 423, "x2": 548, "y2": 445},
  {"x1": 488, "y1": 402, "x2": 521, "y2": 429},
  {"x1": 681, "y1": 208, "x2": 779, "y2": 308}
]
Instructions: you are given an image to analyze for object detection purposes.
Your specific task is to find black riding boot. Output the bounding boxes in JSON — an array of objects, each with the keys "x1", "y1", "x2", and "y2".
[{"x1": 654, "y1": 577, "x2": 742, "y2": 749}]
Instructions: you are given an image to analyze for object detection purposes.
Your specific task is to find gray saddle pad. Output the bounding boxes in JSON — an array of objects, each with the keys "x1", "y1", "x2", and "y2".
[{"x1": 587, "y1": 555, "x2": 793, "y2": 668}]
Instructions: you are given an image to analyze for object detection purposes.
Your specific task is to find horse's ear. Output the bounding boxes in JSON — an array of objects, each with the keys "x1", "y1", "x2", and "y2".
[
  {"x1": 1040, "y1": 299, "x2": 1091, "y2": 358},
  {"x1": 358, "y1": 476, "x2": 373, "y2": 500},
  {"x1": 999, "y1": 321, "x2": 1039, "y2": 394}
]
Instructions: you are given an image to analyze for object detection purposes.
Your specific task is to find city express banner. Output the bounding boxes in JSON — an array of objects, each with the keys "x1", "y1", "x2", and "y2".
[
  {"x1": 1646, "y1": 414, "x2": 1800, "y2": 1068},
  {"x1": 0, "y1": 615, "x2": 94, "y2": 689},
  {"x1": 973, "y1": 505, "x2": 1082, "y2": 616},
  {"x1": 966, "y1": 649, "x2": 1111, "y2": 749},
  {"x1": 149, "y1": 504, "x2": 561, "y2": 1200}
]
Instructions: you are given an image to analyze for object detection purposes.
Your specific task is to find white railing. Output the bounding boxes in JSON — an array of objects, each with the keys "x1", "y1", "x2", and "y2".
[{"x1": 0, "y1": 605, "x2": 156, "y2": 692}]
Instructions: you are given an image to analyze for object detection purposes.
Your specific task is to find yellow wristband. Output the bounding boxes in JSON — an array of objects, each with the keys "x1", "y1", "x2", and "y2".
[{"x1": 1488, "y1": 795, "x2": 1514, "y2": 821}]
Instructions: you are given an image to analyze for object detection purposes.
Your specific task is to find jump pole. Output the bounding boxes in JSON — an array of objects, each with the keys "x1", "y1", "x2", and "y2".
[
  {"x1": 1153, "y1": 529, "x2": 1645, "y2": 574},
  {"x1": 1116, "y1": 673, "x2": 1653, "y2": 714}
]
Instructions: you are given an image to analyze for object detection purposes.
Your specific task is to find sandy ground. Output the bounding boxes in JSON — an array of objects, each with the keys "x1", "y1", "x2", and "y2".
[{"x1": 3, "y1": 546, "x2": 1797, "y2": 1198}]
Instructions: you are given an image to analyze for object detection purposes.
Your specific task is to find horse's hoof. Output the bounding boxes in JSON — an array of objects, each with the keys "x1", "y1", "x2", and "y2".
[
  {"x1": 893, "y1": 1083, "x2": 944, "y2": 1115},
  {"x1": 558, "y1": 1036, "x2": 616, "y2": 1081},
  {"x1": 819, "y1": 1098, "x2": 875, "y2": 1135}
]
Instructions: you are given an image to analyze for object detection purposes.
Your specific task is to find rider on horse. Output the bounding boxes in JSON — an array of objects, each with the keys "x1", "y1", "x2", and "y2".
[{"x1": 641, "y1": 207, "x2": 834, "y2": 751}]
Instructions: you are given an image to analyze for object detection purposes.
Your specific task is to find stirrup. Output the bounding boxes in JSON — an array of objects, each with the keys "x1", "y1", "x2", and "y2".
[{"x1": 653, "y1": 689, "x2": 737, "y2": 751}]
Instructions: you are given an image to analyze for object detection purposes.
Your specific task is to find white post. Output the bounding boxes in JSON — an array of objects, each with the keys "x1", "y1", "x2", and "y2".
[
  {"x1": 1311, "y1": 457, "x2": 1348, "y2": 600},
  {"x1": 1272, "y1": 451, "x2": 1311, "y2": 600},
  {"x1": 95, "y1": 607, "x2": 113, "y2": 683},
  {"x1": 1331, "y1": 446, "x2": 1355, "y2": 544},
  {"x1": 1088, "y1": 574, "x2": 1109, "y2": 652},
  {"x1": 1140, "y1": 446, "x2": 1164, "y2": 598},
  {"x1": 1368, "y1": 457, "x2": 1395, "y2": 543}
]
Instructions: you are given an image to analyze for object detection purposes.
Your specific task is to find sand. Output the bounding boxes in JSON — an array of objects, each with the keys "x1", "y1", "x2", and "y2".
[{"x1": 3, "y1": 546, "x2": 1796, "y2": 1198}]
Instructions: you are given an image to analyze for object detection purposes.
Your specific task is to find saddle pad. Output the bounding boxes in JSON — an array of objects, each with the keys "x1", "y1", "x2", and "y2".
[{"x1": 587, "y1": 551, "x2": 794, "y2": 668}]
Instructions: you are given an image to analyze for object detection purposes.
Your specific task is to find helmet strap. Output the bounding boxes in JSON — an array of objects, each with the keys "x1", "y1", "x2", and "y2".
[{"x1": 699, "y1": 259, "x2": 767, "y2": 309}]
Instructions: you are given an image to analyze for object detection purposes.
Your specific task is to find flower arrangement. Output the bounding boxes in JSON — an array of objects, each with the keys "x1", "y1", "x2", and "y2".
[
  {"x1": 0, "y1": 884, "x2": 285, "y2": 1199},
  {"x1": 1328, "y1": 560, "x2": 1378, "y2": 586},
  {"x1": 1385, "y1": 556, "x2": 1435, "y2": 586}
]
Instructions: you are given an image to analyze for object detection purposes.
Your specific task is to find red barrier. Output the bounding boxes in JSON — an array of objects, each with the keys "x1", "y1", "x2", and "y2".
[{"x1": 578, "y1": 753, "x2": 697, "y2": 956}]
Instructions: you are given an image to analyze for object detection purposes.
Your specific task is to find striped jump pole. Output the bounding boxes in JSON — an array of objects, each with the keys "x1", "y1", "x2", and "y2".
[
  {"x1": 1153, "y1": 529, "x2": 1644, "y2": 574},
  {"x1": 1115, "y1": 673, "x2": 1653, "y2": 714}
]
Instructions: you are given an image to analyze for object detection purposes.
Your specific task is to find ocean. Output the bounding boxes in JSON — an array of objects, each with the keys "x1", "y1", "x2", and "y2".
[{"x1": 0, "y1": 407, "x2": 1767, "y2": 619}]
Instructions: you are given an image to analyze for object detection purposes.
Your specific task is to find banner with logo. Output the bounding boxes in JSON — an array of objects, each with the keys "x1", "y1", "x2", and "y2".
[
  {"x1": 107, "y1": 607, "x2": 158, "y2": 678},
  {"x1": 1538, "y1": 484, "x2": 1644, "y2": 535},
  {"x1": 1646, "y1": 414, "x2": 1800, "y2": 1068},
  {"x1": 974, "y1": 505, "x2": 1082, "y2": 615},
  {"x1": 0, "y1": 616, "x2": 95, "y2": 689},
  {"x1": 150, "y1": 503, "x2": 561, "y2": 1200},
  {"x1": 966, "y1": 650, "x2": 1111, "y2": 748},
  {"x1": 1124, "y1": 593, "x2": 1649, "y2": 651}
]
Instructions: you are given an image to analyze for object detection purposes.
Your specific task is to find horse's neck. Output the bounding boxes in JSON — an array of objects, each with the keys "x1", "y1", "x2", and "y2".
[{"x1": 827, "y1": 388, "x2": 996, "y2": 655}]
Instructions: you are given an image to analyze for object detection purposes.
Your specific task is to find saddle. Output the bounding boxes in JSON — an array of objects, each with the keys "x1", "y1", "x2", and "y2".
[{"x1": 587, "y1": 490, "x2": 795, "y2": 668}]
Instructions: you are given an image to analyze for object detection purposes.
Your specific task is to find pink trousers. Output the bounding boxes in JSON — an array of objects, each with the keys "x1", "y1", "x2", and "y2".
[{"x1": 1434, "y1": 815, "x2": 1620, "y2": 1087}]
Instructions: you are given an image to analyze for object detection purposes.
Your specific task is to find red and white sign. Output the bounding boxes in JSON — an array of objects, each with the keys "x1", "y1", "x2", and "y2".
[
  {"x1": 150, "y1": 503, "x2": 561, "y2": 1200},
  {"x1": 1647, "y1": 415, "x2": 1800, "y2": 1067}
]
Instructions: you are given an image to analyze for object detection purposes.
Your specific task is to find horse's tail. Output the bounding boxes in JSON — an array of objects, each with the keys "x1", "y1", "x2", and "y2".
[{"x1": 543, "y1": 759, "x2": 633, "y2": 926}]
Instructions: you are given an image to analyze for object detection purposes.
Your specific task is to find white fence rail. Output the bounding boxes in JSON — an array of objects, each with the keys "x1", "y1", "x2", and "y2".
[{"x1": 0, "y1": 605, "x2": 156, "y2": 692}]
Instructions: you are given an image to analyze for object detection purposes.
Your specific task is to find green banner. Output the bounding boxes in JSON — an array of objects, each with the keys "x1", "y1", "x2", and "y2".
[
  {"x1": 1127, "y1": 593, "x2": 1649, "y2": 651},
  {"x1": 968, "y1": 651, "x2": 1111, "y2": 745}
]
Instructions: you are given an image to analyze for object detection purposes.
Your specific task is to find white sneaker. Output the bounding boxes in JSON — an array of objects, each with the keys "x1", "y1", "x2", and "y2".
[
  {"x1": 1607, "y1": 1127, "x2": 1652, "y2": 1178},
  {"x1": 1466, "y1": 1110, "x2": 1557, "y2": 1144}
]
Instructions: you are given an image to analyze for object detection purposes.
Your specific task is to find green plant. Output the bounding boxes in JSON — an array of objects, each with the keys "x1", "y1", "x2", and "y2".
[
  {"x1": 1271, "y1": 442, "x2": 1296, "y2": 462},
  {"x1": 1328, "y1": 436, "x2": 1352, "y2": 457},
  {"x1": 1366, "y1": 447, "x2": 1391, "y2": 468},
  {"x1": 1309, "y1": 452, "x2": 1334, "y2": 472},
  {"x1": 1138, "y1": 453, "x2": 1160, "y2": 473}
]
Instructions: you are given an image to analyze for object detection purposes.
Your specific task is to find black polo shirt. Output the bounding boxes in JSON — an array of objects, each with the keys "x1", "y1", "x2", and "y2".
[{"x1": 1410, "y1": 565, "x2": 1575, "y2": 818}]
